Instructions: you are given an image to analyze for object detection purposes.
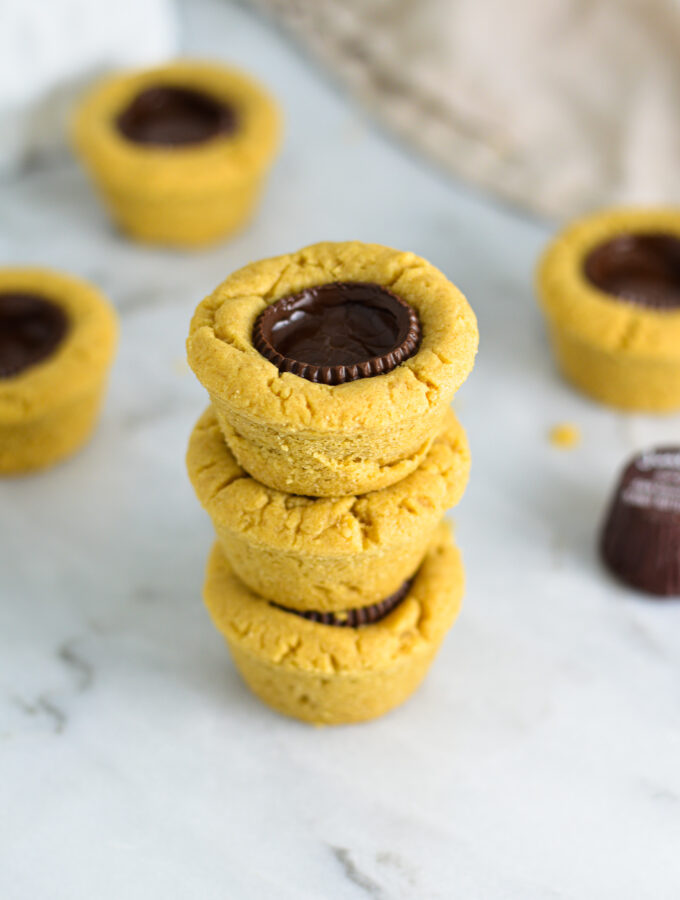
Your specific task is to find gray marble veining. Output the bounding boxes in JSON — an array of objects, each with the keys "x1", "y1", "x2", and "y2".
[{"x1": 1, "y1": 1, "x2": 680, "y2": 898}]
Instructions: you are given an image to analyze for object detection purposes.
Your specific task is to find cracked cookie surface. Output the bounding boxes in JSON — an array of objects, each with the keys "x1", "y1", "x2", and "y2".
[
  {"x1": 203, "y1": 521, "x2": 464, "y2": 724},
  {"x1": 187, "y1": 405, "x2": 469, "y2": 610},
  {"x1": 187, "y1": 241, "x2": 477, "y2": 495}
]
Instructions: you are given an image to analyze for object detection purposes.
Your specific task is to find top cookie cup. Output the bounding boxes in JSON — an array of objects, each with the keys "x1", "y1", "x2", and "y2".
[{"x1": 187, "y1": 241, "x2": 477, "y2": 495}]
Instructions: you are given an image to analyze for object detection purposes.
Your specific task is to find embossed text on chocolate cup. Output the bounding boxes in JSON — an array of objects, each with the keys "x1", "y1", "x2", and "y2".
[
  {"x1": 600, "y1": 446, "x2": 680, "y2": 597},
  {"x1": 253, "y1": 281, "x2": 422, "y2": 384}
]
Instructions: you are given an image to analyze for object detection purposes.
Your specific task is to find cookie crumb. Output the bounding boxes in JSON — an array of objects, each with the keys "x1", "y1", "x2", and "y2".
[
  {"x1": 549, "y1": 423, "x2": 581, "y2": 449},
  {"x1": 173, "y1": 357, "x2": 191, "y2": 375}
]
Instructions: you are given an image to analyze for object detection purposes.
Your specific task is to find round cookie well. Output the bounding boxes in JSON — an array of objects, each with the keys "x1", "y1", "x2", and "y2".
[
  {"x1": 116, "y1": 85, "x2": 238, "y2": 146},
  {"x1": 584, "y1": 232, "x2": 680, "y2": 310},
  {"x1": 253, "y1": 281, "x2": 421, "y2": 384},
  {"x1": 0, "y1": 292, "x2": 69, "y2": 378}
]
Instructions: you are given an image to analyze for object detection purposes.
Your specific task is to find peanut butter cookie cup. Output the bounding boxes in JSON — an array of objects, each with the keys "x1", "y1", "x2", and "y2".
[
  {"x1": 0, "y1": 268, "x2": 117, "y2": 474},
  {"x1": 187, "y1": 405, "x2": 469, "y2": 611},
  {"x1": 187, "y1": 241, "x2": 478, "y2": 496},
  {"x1": 537, "y1": 208, "x2": 680, "y2": 412},
  {"x1": 73, "y1": 60, "x2": 281, "y2": 247},
  {"x1": 203, "y1": 522, "x2": 463, "y2": 725}
]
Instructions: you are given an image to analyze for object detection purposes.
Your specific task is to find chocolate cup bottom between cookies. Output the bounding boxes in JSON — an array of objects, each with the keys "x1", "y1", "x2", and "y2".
[{"x1": 272, "y1": 579, "x2": 413, "y2": 627}]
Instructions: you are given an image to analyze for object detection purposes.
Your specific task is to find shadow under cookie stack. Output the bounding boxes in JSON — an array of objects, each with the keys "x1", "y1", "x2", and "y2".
[{"x1": 186, "y1": 241, "x2": 478, "y2": 724}]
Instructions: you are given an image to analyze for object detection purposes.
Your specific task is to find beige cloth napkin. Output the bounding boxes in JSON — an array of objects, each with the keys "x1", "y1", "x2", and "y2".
[{"x1": 250, "y1": 0, "x2": 680, "y2": 219}]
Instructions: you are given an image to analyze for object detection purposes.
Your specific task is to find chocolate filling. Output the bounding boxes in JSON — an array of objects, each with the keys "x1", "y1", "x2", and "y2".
[
  {"x1": 0, "y1": 292, "x2": 69, "y2": 378},
  {"x1": 584, "y1": 233, "x2": 680, "y2": 309},
  {"x1": 253, "y1": 282, "x2": 421, "y2": 384},
  {"x1": 273, "y1": 579, "x2": 413, "y2": 627},
  {"x1": 601, "y1": 447, "x2": 680, "y2": 597},
  {"x1": 116, "y1": 85, "x2": 237, "y2": 146}
]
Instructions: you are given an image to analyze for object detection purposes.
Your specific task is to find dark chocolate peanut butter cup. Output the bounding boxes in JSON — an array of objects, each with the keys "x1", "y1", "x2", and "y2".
[
  {"x1": 116, "y1": 85, "x2": 237, "y2": 146},
  {"x1": 0, "y1": 292, "x2": 69, "y2": 378},
  {"x1": 273, "y1": 579, "x2": 413, "y2": 627},
  {"x1": 584, "y1": 233, "x2": 680, "y2": 310},
  {"x1": 601, "y1": 447, "x2": 680, "y2": 597},
  {"x1": 253, "y1": 281, "x2": 421, "y2": 384}
]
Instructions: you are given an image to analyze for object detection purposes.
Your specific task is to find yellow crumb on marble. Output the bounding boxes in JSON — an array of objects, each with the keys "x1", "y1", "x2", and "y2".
[
  {"x1": 548, "y1": 423, "x2": 581, "y2": 449},
  {"x1": 173, "y1": 357, "x2": 191, "y2": 376}
]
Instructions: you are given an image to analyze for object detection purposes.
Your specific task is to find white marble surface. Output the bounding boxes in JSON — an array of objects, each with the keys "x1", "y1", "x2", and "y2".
[{"x1": 2, "y1": 2, "x2": 680, "y2": 898}]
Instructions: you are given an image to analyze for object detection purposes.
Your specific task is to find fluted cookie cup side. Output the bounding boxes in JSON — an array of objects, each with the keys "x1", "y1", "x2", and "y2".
[
  {"x1": 203, "y1": 522, "x2": 464, "y2": 725},
  {"x1": 188, "y1": 241, "x2": 477, "y2": 496},
  {"x1": 187, "y1": 406, "x2": 470, "y2": 611},
  {"x1": 537, "y1": 208, "x2": 680, "y2": 412}
]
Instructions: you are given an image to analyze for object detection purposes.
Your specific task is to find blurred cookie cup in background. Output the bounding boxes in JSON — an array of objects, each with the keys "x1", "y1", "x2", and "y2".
[
  {"x1": 537, "y1": 208, "x2": 680, "y2": 412},
  {"x1": 0, "y1": 268, "x2": 117, "y2": 474},
  {"x1": 72, "y1": 60, "x2": 281, "y2": 247}
]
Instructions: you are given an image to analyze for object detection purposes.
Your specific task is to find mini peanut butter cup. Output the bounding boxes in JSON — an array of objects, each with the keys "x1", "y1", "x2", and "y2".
[
  {"x1": 116, "y1": 85, "x2": 237, "y2": 146},
  {"x1": 0, "y1": 292, "x2": 69, "y2": 378},
  {"x1": 584, "y1": 233, "x2": 680, "y2": 310},
  {"x1": 601, "y1": 447, "x2": 680, "y2": 597},
  {"x1": 253, "y1": 281, "x2": 421, "y2": 384},
  {"x1": 273, "y1": 579, "x2": 413, "y2": 627}
]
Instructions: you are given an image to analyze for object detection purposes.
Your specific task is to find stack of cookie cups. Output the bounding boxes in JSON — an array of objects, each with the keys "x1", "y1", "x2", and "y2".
[{"x1": 187, "y1": 241, "x2": 478, "y2": 724}]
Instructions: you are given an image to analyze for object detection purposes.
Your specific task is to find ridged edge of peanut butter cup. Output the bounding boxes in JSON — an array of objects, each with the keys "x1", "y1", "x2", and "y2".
[
  {"x1": 272, "y1": 579, "x2": 413, "y2": 627},
  {"x1": 253, "y1": 281, "x2": 421, "y2": 385}
]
